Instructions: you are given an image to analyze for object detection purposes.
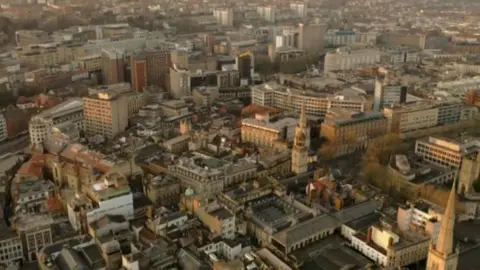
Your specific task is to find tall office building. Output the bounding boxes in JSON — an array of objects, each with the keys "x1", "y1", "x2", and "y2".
[
  {"x1": 102, "y1": 48, "x2": 125, "y2": 85},
  {"x1": 374, "y1": 74, "x2": 407, "y2": 111},
  {"x1": 426, "y1": 183, "x2": 458, "y2": 270},
  {"x1": 257, "y1": 6, "x2": 276, "y2": 22},
  {"x1": 142, "y1": 50, "x2": 170, "y2": 89},
  {"x1": 291, "y1": 102, "x2": 309, "y2": 174},
  {"x1": 275, "y1": 27, "x2": 300, "y2": 48},
  {"x1": 213, "y1": 8, "x2": 234, "y2": 26},
  {"x1": 171, "y1": 49, "x2": 188, "y2": 70},
  {"x1": 83, "y1": 90, "x2": 129, "y2": 139},
  {"x1": 169, "y1": 66, "x2": 190, "y2": 99},
  {"x1": 235, "y1": 52, "x2": 254, "y2": 84},
  {"x1": 290, "y1": 3, "x2": 307, "y2": 18},
  {"x1": 299, "y1": 21, "x2": 327, "y2": 55},
  {"x1": 130, "y1": 54, "x2": 147, "y2": 92}
]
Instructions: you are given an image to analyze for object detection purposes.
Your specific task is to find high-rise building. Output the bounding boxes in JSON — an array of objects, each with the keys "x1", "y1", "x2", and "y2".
[
  {"x1": 142, "y1": 50, "x2": 170, "y2": 89},
  {"x1": 213, "y1": 8, "x2": 234, "y2": 27},
  {"x1": 426, "y1": 182, "x2": 458, "y2": 270},
  {"x1": 83, "y1": 89, "x2": 130, "y2": 139},
  {"x1": 130, "y1": 54, "x2": 147, "y2": 92},
  {"x1": 169, "y1": 66, "x2": 191, "y2": 99},
  {"x1": 299, "y1": 21, "x2": 326, "y2": 55},
  {"x1": 374, "y1": 75, "x2": 407, "y2": 111},
  {"x1": 257, "y1": 6, "x2": 275, "y2": 22},
  {"x1": 290, "y1": 3, "x2": 307, "y2": 18},
  {"x1": 101, "y1": 48, "x2": 125, "y2": 85},
  {"x1": 171, "y1": 49, "x2": 188, "y2": 70},
  {"x1": 291, "y1": 102, "x2": 309, "y2": 174},
  {"x1": 275, "y1": 27, "x2": 300, "y2": 49},
  {"x1": 235, "y1": 52, "x2": 254, "y2": 84},
  {"x1": 458, "y1": 153, "x2": 480, "y2": 196}
]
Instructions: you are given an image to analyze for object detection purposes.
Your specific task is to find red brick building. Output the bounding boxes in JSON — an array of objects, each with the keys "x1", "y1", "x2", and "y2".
[{"x1": 4, "y1": 106, "x2": 30, "y2": 138}]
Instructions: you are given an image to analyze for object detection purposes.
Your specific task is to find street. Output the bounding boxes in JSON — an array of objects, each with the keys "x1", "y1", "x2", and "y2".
[{"x1": 0, "y1": 135, "x2": 29, "y2": 155}]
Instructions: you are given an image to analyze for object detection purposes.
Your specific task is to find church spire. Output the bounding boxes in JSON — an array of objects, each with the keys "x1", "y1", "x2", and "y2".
[
  {"x1": 435, "y1": 181, "x2": 457, "y2": 256},
  {"x1": 299, "y1": 101, "x2": 306, "y2": 129}
]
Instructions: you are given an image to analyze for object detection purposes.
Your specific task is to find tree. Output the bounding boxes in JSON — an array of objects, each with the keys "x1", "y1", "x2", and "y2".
[
  {"x1": 0, "y1": 91, "x2": 16, "y2": 109},
  {"x1": 418, "y1": 184, "x2": 463, "y2": 212},
  {"x1": 318, "y1": 142, "x2": 339, "y2": 161},
  {"x1": 362, "y1": 133, "x2": 405, "y2": 166},
  {"x1": 360, "y1": 133, "x2": 411, "y2": 198},
  {"x1": 278, "y1": 58, "x2": 307, "y2": 74}
]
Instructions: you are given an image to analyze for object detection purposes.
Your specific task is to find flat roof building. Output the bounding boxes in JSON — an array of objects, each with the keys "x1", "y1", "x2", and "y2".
[
  {"x1": 321, "y1": 109, "x2": 387, "y2": 156},
  {"x1": 29, "y1": 98, "x2": 84, "y2": 147},
  {"x1": 415, "y1": 136, "x2": 480, "y2": 169},
  {"x1": 251, "y1": 82, "x2": 371, "y2": 119}
]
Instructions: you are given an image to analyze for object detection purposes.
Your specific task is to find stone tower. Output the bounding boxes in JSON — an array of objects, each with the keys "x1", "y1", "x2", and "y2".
[
  {"x1": 291, "y1": 102, "x2": 309, "y2": 174},
  {"x1": 426, "y1": 181, "x2": 459, "y2": 270},
  {"x1": 458, "y1": 153, "x2": 480, "y2": 195}
]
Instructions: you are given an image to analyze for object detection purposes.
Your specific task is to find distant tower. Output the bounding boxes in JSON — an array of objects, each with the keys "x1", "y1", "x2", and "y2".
[
  {"x1": 180, "y1": 119, "x2": 191, "y2": 135},
  {"x1": 291, "y1": 102, "x2": 310, "y2": 174},
  {"x1": 458, "y1": 153, "x2": 480, "y2": 195},
  {"x1": 426, "y1": 181, "x2": 459, "y2": 270}
]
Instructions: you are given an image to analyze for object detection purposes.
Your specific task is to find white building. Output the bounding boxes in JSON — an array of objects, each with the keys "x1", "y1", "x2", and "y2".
[
  {"x1": 415, "y1": 136, "x2": 480, "y2": 169},
  {"x1": 437, "y1": 76, "x2": 480, "y2": 97},
  {"x1": 257, "y1": 6, "x2": 275, "y2": 22},
  {"x1": 213, "y1": 8, "x2": 234, "y2": 26},
  {"x1": 383, "y1": 100, "x2": 476, "y2": 134},
  {"x1": 0, "y1": 113, "x2": 6, "y2": 142},
  {"x1": 324, "y1": 46, "x2": 382, "y2": 73},
  {"x1": 290, "y1": 3, "x2": 306, "y2": 18},
  {"x1": 382, "y1": 46, "x2": 420, "y2": 64},
  {"x1": 208, "y1": 207, "x2": 236, "y2": 240},
  {"x1": 356, "y1": 32, "x2": 378, "y2": 45},
  {"x1": 397, "y1": 200, "x2": 442, "y2": 243},
  {"x1": 29, "y1": 98, "x2": 84, "y2": 147},
  {"x1": 0, "y1": 231, "x2": 23, "y2": 265},
  {"x1": 274, "y1": 27, "x2": 299, "y2": 49},
  {"x1": 374, "y1": 76, "x2": 407, "y2": 111},
  {"x1": 350, "y1": 223, "x2": 430, "y2": 268},
  {"x1": 67, "y1": 172, "x2": 134, "y2": 230},
  {"x1": 251, "y1": 82, "x2": 370, "y2": 119},
  {"x1": 199, "y1": 240, "x2": 251, "y2": 260},
  {"x1": 325, "y1": 30, "x2": 357, "y2": 47}
]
